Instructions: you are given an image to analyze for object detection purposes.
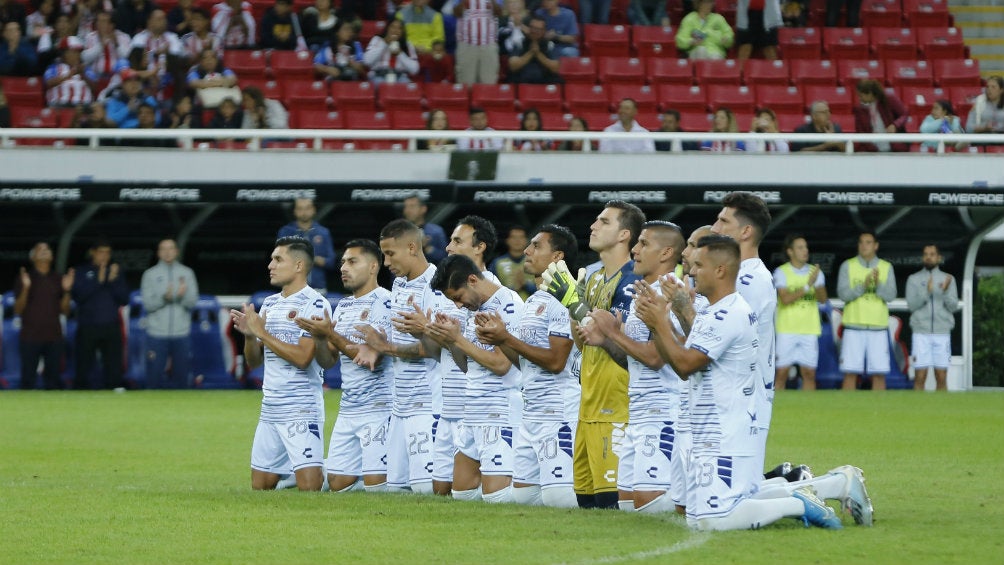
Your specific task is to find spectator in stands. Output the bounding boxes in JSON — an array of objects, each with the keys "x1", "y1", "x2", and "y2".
[
  {"x1": 363, "y1": 18, "x2": 419, "y2": 85},
  {"x1": 401, "y1": 192, "x2": 448, "y2": 265},
  {"x1": 417, "y1": 107, "x2": 453, "y2": 150},
  {"x1": 181, "y1": 9, "x2": 223, "y2": 64},
  {"x1": 119, "y1": 102, "x2": 179, "y2": 145},
  {"x1": 396, "y1": 0, "x2": 444, "y2": 55},
  {"x1": 313, "y1": 19, "x2": 365, "y2": 81},
  {"x1": 166, "y1": 94, "x2": 199, "y2": 127},
  {"x1": 0, "y1": 84, "x2": 9, "y2": 126},
  {"x1": 853, "y1": 79, "x2": 908, "y2": 152},
  {"x1": 44, "y1": 37, "x2": 96, "y2": 107},
  {"x1": 71, "y1": 99, "x2": 117, "y2": 131},
  {"x1": 600, "y1": 98, "x2": 655, "y2": 153},
  {"x1": 186, "y1": 47, "x2": 237, "y2": 108},
  {"x1": 36, "y1": 11, "x2": 78, "y2": 70},
  {"x1": 300, "y1": 0, "x2": 338, "y2": 50},
  {"x1": 906, "y1": 243, "x2": 959, "y2": 392},
  {"x1": 791, "y1": 100, "x2": 845, "y2": 152},
  {"x1": 1, "y1": 20, "x2": 37, "y2": 76},
  {"x1": 130, "y1": 9, "x2": 186, "y2": 97},
  {"x1": 12, "y1": 242, "x2": 73, "y2": 390},
  {"x1": 212, "y1": 0, "x2": 256, "y2": 49},
  {"x1": 261, "y1": 0, "x2": 305, "y2": 51},
  {"x1": 919, "y1": 99, "x2": 963, "y2": 151},
  {"x1": 676, "y1": 0, "x2": 733, "y2": 60},
  {"x1": 629, "y1": 0, "x2": 670, "y2": 27},
  {"x1": 965, "y1": 75, "x2": 1004, "y2": 135},
  {"x1": 490, "y1": 225, "x2": 535, "y2": 300},
  {"x1": 168, "y1": 0, "x2": 196, "y2": 35},
  {"x1": 534, "y1": 0, "x2": 578, "y2": 58},
  {"x1": 140, "y1": 238, "x2": 199, "y2": 388},
  {"x1": 207, "y1": 95, "x2": 242, "y2": 127},
  {"x1": 578, "y1": 0, "x2": 610, "y2": 25},
  {"x1": 456, "y1": 106, "x2": 504, "y2": 150},
  {"x1": 105, "y1": 68, "x2": 158, "y2": 126},
  {"x1": 71, "y1": 238, "x2": 130, "y2": 390},
  {"x1": 772, "y1": 234, "x2": 827, "y2": 391},
  {"x1": 747, "y1": 107, "x2": 789, "y2": 152},
  {"x1": 556, "y1": 115, "x2": 591, "y2": 151},
  {"x1": 825, "y1": 0, "x2": 860, "y2": 27},
  {"x1": 82, "y1": 11, "x2": 131, "y2": 84},
  {"x1": 116, "y1": 0, "x2": 157, "y2": 34},
  {"x1": 515, "y1": 107, "x2": 552, "y2": 150},
  {"x1": 240, "y1": 85, "x2": 287, "y2": 129},
  {"x1": 278, "y1": 197, "x2": 337, "y2": 293},
  {"x1": 0, "y1": 0, "x2": 28, "y2": 32},
  {"x1": 655, "y1": 109, "x2": 700, "y2": 151},
  {"x1": 735, "y1": 0, "x2": 780, "y2": 63},
  {"x1": 701, "y1": 107, "x2": 746, "y2": 152},
  {"x1": 419, "y1": 38, "x2": 454, "y2": 82},
  {"x1": 26, "y1": 0, "x2": 58, "y2": 43},
  {"x1": 454, "y1": 0, "x2": 502, "y2": 85},
  {"x1": 498, "y1": 0, "x2": 530, "y2": 56},
  {"x1": 506, "y1": 14, "x2": 560, "y2": 85},
  {"x1": 837, "y1": 230, "x2": 896, "y2": 391},
  {"x1": 77, "y1": 0, "x2": 114, "y2": 37}
]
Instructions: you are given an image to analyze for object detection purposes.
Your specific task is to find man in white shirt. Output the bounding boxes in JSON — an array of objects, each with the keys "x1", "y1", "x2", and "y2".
[
  {"x1": 599, "y1": 98, "x2": 656, "y2": 154},
  {"x1": 456, "y1": 106, "x2": 504, "y2": 151}
]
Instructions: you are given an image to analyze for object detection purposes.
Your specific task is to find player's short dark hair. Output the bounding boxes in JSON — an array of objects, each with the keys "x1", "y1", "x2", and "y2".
[
  {"x1": 380, "y1": 218, "x2": 423, "y2": 242},
  {"x1": 430, "y1": 254, "x2": 483, "y2": 292},
  {"x1": 537, "y1": 224, "x2": 578, "y2": 270},
  {"x1": 457, "y1": 215, "x2": 497, "y2": 256},
  {"x1": 783, "y1": 233, "x2": 805, "y2": 252},
  {"x1": 345, "y1": 238, "x2": 382, "y2": 263},
  {"x1": 642, "y1": 220, "x2": 686, "y2": 264},
  {"x1": 275, "y1": 235, "x2": 314, "y2": 268},
  {"x1": 721, "y1": 191, "x2": 771, "y2": 244},
  {"x1": 697, "y1": 233, "x2": 741, "y2": 267},
  {"x1": 859, "y1": 229, "x2": 879, "y2": 243},
  {"x1": 605, "y1": 200, "x2": 646, "y2": 247},
  {"x1": 923, "y1": 242, "x2": 940, "y2": 253}
]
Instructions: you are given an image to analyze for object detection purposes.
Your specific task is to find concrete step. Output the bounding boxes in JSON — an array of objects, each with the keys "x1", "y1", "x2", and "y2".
[
  {"x1": 949, "y1": 6, "x2": 1004, "y2": 23},
  {"x1": 954, "y1": 21, "x2": 1004, "y2": 37},
  {"x1": 949, "y1": 0, "x2": 1004, "y2": 7}
]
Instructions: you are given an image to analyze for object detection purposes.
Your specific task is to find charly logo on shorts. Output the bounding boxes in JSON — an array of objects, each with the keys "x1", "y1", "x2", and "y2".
[{"x1": 287, "y1": 310, "x2": 297, "y2": 319}]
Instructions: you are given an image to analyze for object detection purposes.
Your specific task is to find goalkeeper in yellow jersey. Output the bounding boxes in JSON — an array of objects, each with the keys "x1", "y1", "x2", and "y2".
[{"x1": 543, "y1": 200, "x2": 645, "y2": 509}]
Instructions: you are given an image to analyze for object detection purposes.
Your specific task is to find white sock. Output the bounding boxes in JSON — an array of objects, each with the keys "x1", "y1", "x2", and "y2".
[
  {"x1": 760, "y1": 477, "x2": 787, "y2": 488},
  {"x1": 452, "y1": 487, "x2": 481, "y2": 501},
  {"x1": 695, "y1": 497, "x2": 804, "y2": 531},
  {"x1": 274, "y1": 474, "x2": 298, "y2": 490},
  {"x1": 636, "y1": 493, "x2": 675, "y2": 514},
  {"x1": 482, "y1": 485, "x2": 513, "y2": 504},
  {"x1": 618, "y1": 499, "x2": 635, "y2": 511},
  {"x1": 335, "y1": 479, "x2": 365, "y2": 493},
  {"x1": 756, "y1": 473, "x2": 846, "y2": 502},
  {"x1": 320, "y1": 474, "x2": 330, "y2": 492},
  {"x1": 512, "y1": 485, "x2": 543, "y2": 506},
  {"x1": 384, "y1": 485, "x2": 411, "y2": 494},
  {"x1": 411, "y1": 480, "x2": 434, "y2": 495},
  {"x1": 363, "y1": 482, "x2": 387, "y2": 493},
  {"x1": 540, "y1": 486, "x2": 578, "y2": 508}
]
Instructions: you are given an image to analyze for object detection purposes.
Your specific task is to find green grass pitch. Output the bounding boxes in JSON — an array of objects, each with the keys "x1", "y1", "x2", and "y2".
[{"x1": 1, "y1": 390, "x2": 1001, "y2": 565}]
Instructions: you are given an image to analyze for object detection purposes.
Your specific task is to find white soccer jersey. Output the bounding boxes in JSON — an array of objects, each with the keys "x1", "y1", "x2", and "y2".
[
  {"x1": 258, "y1": 287, "x2": 332, "y2": 423},
  {"x1": 333, "y1": 287, "x2": 393, "y2": 416},
  {"x1": 461, "y1": 286, "x2": 524, "y2": 425},
  {"x1": 624, "y1": 287, "x2": 683, "y2": 423},
  {"x1": 685, "y1": 292, "x2": 759, "y2": 457},
  {"x1": 389, "y1": 264, "x2": 441, "y2": 417},
  {"x1": 433, "y1": 292, "x2": 469, "y2": 420},
  {"x1": 518, "y1": 290, "x2": 575, "y2": 424},
  {"x1": 737, "y1": 258, "x2": 776, "y2": 430}
]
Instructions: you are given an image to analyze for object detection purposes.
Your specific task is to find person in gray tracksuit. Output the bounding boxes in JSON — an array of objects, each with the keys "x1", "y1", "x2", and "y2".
[
  {"x1": 905, "y1": 244, "x2": 960, "y2": 392},
  {"x1": 140, "y1": 239, "x2": 200, "y2": 389}
]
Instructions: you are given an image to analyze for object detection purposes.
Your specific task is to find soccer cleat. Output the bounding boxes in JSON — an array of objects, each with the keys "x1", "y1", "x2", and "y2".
[
  {"x1": 765, "y1": 461, "x2": 792, "y2": 480},
  {"x1": 833, "y1": 465, "x2": 874, "y2": 527},
  {"x1": 793, "y1": 487, "x2": 843, "y2": 529},
  {"x1": 784, "y1": 464, "x2": 814, "y2": 483}
]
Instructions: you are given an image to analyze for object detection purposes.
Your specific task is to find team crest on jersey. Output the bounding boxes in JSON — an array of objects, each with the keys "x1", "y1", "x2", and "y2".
[
  {"x1": 406, "y1": 294, "x2": 415, "y2": 306},
  {"x1": 287, "y1": 310, "x2": 297, "y2": 319},
  {"x1": 360, "y1": 309, "x2": 369, "y2": 321},
  {"x1": 535, "y1": 303, "x2": 546, "y2": 316},
  {"x1": 313, "y1": 235, "x2": 323, "y2": 245}
]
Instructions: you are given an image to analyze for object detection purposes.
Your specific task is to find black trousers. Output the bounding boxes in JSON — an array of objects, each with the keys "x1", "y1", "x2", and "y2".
[
  {"x1": 19, "y1": 339, "x2": 64, "y2": 390},
  {"x1": 74, "y1": 323, "x2": 123, "y2": 390}
]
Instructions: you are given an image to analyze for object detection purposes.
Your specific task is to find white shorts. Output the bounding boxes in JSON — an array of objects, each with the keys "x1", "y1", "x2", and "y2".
[
  {"x1": 686, "y1": 453, "x2": 760, "y2": 522},
  {"x1": 512, "y1": 419, "x2": 575, "y2": 488},
  {"x1": 324, "y1": 411, "x2": 390, "y2": 477},
  {"x1": 432, "y1": 416, "x2": 460, "y2": 482},
  {"x1": 618, "y1": 420, "x2": 676, "y2": 493},
  {"x1": 251, "y1": 419, "x2": 325, "y2": 474},
  {"x1": 456, "y1": 423, "x2": 514, "y2": 477},
  {"x1": 775, "y1": 333, "x2": 819, "y2": 369},
  {"x1": 912, "y1": 333, "x2": 951, "y2": 370},
  {"x1": 671, "y1": 427, "x2": 691, "y2": 507},
  {"x1": 840, "y1": 328, "x2": 891, "y2": 374},
  {"x1": 386, "y1": 413, "x2": 436, "y2": 489}
]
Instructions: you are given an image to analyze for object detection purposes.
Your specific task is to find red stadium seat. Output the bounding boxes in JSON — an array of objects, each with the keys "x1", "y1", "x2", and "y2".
[
  {"x1": 425, "y1": 83, "x2": 470, "y2": 109},
  {"x1": 870, "y1": 27, "x2": 918, "y2": 60},
  {"x1": 860, "y1": 0, "x2": 903, "y2": 27},
  {"x1": 565, "y1": 83, "x2": 611, "y2": 113},
  {"x1": 345, "y1": 111, "x2": 391, "y2": 130},
  {"x1": 824, "y1": 27, "x2": 870, "y2": 59},
  {"x1": 755, "y1": 85, "x2": 805, "y2": 113},
  {"x1": 676, "y1": 110, "x2": 710, "y2": 132},
  {"x1": 518, "y1": 84, "x2": 564, "y2": 111},
  {"x1": 706, "y1": 84, "x2": 756, "y2": 113},
  {"x1": 597, "y1": 56, "x2": 645, "y2": 84},
  {"x1": 331, "y1": 81, "x2": 377, "y2": 110},
  {"x1": 224, "y1": 50, "x2": 267, "y2": 78},
  {"x1": 695, "y1": 59, "x2": 742, "y2": 86},
  {"x1": 583, "y1": 24, "x2": 631, "y2": 56},
  {"x1": 1, "y1": 76, "x2": 45, "y2": 105},
  {"x1": 839, "y1": 59, "x2": 886, "y2": 87},
  {"x1": 378, "y1": 82, "x2": 424, "y2": 110},
  {"x1": 790, "y1": 59, "x2": 838, "y2": 87},
  {"x1": 270, "y1": 50, "x2": 316, "y2": 79},
  {"x1": 904, "y1": 0, "x2": 951, "y2": 27},
  {"x1": 632, "y1": 25, "x2": 676, "y2": 58},
  {"x1": 576, "y1": 110, "x2": 615, "y2": 130},
  {"x1": 744, "y1": 59, "x2": 789, "y2": 86},
  {"x1": 539, "y1": 110, "x2": 570, "y2": 130},
  {"x1": 471, "y1": 83, "x2": 516, "y2": 111},
  {"x1": 934, "y1": 58, "x2": 981, "y2": 87},
  {"x1": 899, "y1": 85, "x2": 947, "y2": 112},
  {"x1": 558, "y1": 57, "x2": 598, "y2": 84},
  {"x1": 634, "y1": 111, "x2": 662, "y2": 132},
  {"x1": 887, "y1": 60, "x2": 934, "y2": 87},
  {"x1": 294, "y1": 109, "x2": 345, "y2": 129},
  {"x1": 917, "y1": 27, "x2": 966, "y2": 59},
  {"x1": 646, "y1": 57, "x2": 694, "y2": 85},
  {"x1": 11, "y1": 107, "x2": 58, "y2": 128},
  {"x1": 802, "y1": 84, "x2": 854, "y2": 113},
  {"x1": 283, "y1": 80, "x2": 330, "y2": 109},
  {"x1": 831, "y1": 112, "x2": 856, "y2": 131},
  {"x1": 358, "y1": 20, "x2": 387, "y2": 45},
  {"x1": 486, "y1": 110, "x2": 520, "y2": 130},
  {"x1": 774, "y1": 111, "x2": 809, "y2": 133},
  {"x1": 657, "y1": 84, "x2": 708, "y2": 112},
  {"x1": 608, "y1": 84, "x2": 658, "y2": 112},
  {"x1": 949, "y1": 85, "x2": 984, "y2": 117},
  {"x1": 778, "y1": 27, "x2": 822, "y2": 59},
  {"x1": 389, "y1": 109, "x2": 428, "y2": 129},
  {"x1": 239, "y1": 78, "x2": 284, "y2": 102}
]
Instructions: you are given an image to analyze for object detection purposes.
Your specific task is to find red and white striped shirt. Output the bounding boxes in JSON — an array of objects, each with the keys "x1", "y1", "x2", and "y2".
[
  {"x1": 211, "y1": 2, "x2": 256, "y2": 48},
  {"x1": 457, "y1": 0, "x2": 498, "y2": 46},
  {"x1": 456, "y1": 127, "x2": 504, "y2": 150},
  {"x1": 181, "y1": 31, "x2": 224, "y2": 60},
  {"x1": 44, "y1": 63, "x2": 94, "y2": 106},
  {"x1": 130, "y1": 30, "x2": 184, "y2": 79},
  {"x1": 83, "y1": 30, "x2": 131, "y2": 77}
]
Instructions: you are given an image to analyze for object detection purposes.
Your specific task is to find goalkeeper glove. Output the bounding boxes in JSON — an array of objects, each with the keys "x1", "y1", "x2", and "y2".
[{"x1": 542, "y1": 260, "x2": 589, "y2": 322}]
